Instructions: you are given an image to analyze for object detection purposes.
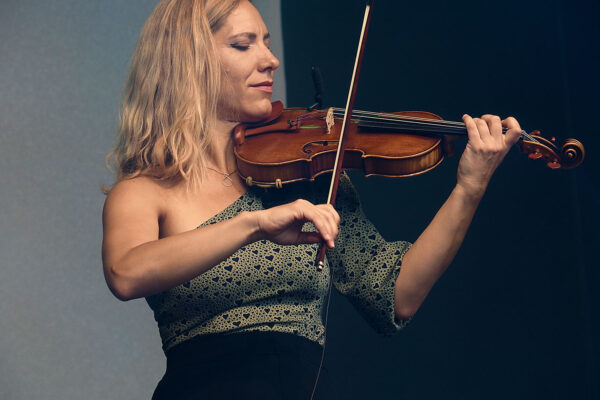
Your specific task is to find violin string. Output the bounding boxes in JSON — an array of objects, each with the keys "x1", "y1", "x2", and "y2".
[
  {"x1": 338, "y1": 109, "x2": 541, "y2": 142},
  {"x1": 334, "y1": 108, "x2": 466, "y2": 127},
  {"x1": 353, "y1": 118, "x2": 468, "y2": 134},
  {"x1": 299, "y1": 108, "x2": 526, "y2": 137},
  {"x1": 298, "y1": 109, "x2": 468, "y2": 130},
  {"x1": 304, "y1": 113, "x2": 537, "y2": 142},
  {"x1": 350, "y1": 114, "x2": 538, "y2": 143},
  {"x1": 299, "y1": 108, "x2": 506, "y2": 131},
  {"x1": 297, "y1": 112, "x2": 466, "y2": 133},
  {"x1": 295, "y1": 109, "x2": 539, "y2": 143},
  {"x1": 299, "y1": 111, "x2": 474, "y2": 136},
  {"x1": 335, "y1": 109, "x2": 471, "y2": 130}
]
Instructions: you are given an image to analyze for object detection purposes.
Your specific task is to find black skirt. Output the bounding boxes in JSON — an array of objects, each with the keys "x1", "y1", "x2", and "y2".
[{"x1": 152, "y1": 331, "x2": 339, "y2": 400}]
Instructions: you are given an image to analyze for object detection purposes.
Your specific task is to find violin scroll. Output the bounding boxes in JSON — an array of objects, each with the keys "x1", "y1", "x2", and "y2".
[
  {"x1": 518, "y1": 130, "x2": 585, "y2": 170},
  {"x1": 561, "y1": 138, "x2": 586, "y2": 169}
]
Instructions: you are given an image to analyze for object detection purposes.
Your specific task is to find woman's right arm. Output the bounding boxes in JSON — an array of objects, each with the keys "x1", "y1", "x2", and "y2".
[{"x1": 102, "y1": 179, "x2": 339, "y2": 301}]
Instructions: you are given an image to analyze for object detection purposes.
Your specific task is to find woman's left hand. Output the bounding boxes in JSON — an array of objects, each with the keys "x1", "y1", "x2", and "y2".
[{"x1": 457, "y1": 114, "x2": 522, "y2": 198}]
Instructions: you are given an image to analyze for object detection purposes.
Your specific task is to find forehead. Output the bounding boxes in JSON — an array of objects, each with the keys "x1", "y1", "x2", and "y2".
[{"x1": 216, "y1": 1, "x2": 268, "y2": 37}]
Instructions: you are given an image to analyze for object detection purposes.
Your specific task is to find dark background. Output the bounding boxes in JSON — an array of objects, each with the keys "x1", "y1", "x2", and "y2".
[{"x1": 282, "y1": 1, "x2": 599, "y2": 399}]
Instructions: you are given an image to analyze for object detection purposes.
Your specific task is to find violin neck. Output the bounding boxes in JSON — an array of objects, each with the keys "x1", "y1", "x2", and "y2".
[
  {"x1": 357, "y1": 115, "x2": 470, "y2": 137},
  {"x1": 331, "y1": 108, "x2": 521, "y2": 137},
  {"x1": 323, "y1": 108, "x2": 526, "y2": 139}
]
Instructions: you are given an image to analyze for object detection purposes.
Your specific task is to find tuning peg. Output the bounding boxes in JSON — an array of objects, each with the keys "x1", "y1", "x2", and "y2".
[
  {"x1": 531, "y1": 130, "x2": 541, "y2": 136},
  {"x1": 529, "y1": 151, "x2": 543, "y2": 160}
]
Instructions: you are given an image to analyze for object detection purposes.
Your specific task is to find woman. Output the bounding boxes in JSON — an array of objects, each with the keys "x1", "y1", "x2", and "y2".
[{"x1": 102, "y1": 0, "x2": 522, "y2": 398}]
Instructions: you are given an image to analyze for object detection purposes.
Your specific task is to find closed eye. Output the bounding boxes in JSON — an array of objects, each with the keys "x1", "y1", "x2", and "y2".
[
  {"x1": 227, "y1": 32, "x2": 271, "y2": 51},
  {"x1": 230, "y1": 43, "x2": 250, "y2": 51}
]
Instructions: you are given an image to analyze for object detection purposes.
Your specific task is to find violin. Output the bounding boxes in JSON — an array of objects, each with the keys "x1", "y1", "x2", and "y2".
[
  {"x1": 233, "y1": 100, "x2": 585, "y2": 189},
  {"x1": 234, "y1": 0, "x2": 585, "y2": 269}
]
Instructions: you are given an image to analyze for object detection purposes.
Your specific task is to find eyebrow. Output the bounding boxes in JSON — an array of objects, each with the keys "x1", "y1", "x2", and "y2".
[{"x1": 227, "y1": 32, "x2": 271, "y2": 41}]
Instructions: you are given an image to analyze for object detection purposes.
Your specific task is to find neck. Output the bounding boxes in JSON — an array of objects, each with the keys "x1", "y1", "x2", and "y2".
[{"x1": 208, "y1": 119, "x2": 239, "y2": 173}]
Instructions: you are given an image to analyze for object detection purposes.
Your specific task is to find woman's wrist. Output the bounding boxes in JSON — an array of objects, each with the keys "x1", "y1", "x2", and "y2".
[
  {"x1": 453, "y1": 181, "x2": 487, "y2": 206},
  {"x1": 238, "y1": 211, "x2": 263, "y2": 244}
]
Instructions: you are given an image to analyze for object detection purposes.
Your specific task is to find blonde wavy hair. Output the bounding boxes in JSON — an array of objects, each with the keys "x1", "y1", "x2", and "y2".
[{"x1": 105, "y1": 0, "x2": 242, "y2": 191}]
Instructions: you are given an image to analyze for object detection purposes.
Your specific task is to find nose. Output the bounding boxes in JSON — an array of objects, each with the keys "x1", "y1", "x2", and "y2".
[{"x1": 258, "y1": 47, "x2": 280, "y2": 72}]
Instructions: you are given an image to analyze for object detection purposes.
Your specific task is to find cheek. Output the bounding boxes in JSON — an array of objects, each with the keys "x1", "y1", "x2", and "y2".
[
  {"x1": 217, "y1": 61, "x2": 272, "y2": 122},
  {"x1": 217, "y1": 64, "x2": 244, "y2": 103},
  {"x1": 217, "y1": 80, "x2": 240, "y2": 120},
  {"x1": 221, "y1": 57, "x2": 249, "y2": 88},
  {"x1": 219, "y1": 70, "x2": 246, "y2": 106},
  {"x1": 220, "y1": 84, "x2": 271, "y2": 121}
]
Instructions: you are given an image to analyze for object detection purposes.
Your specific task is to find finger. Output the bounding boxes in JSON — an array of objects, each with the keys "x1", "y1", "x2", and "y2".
[
  {"x1": 326, "y1": 203, "x2": 341, "y2": 225},
  {"x1": 474, "y1": 117, "x2": 492, "y2": 143},
  {"x1": 296, "y1": 201, "x2": 337, "y2": 247},
  {"x1": 314, "y1": 205, "x2": 339, "y2": 247},
  {"x1": 317, "y1": 204, "x2": 340, "y2": 234},
  {"x1": 462, "y1": 114, "x2": 484, "y2": 147},
  {"x1": 295, "y1": 231, "x2": 323, "y2": 245},
  {"x1": 502, "y1": 116, "x2": 522, "y2": 146},
  {"x1": 481, "y1": 114, "x2": 503, "y2": 142}
]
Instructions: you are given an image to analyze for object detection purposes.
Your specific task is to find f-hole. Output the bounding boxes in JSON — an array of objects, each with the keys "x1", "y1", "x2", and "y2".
[{"x1": 302, "y1": 140, "x2": 339, "y2": 154}]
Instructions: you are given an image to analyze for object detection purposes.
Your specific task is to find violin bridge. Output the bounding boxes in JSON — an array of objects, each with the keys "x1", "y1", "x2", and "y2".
[{"x1": 325, "y1": 107, "x2": 334, "y2": 134}]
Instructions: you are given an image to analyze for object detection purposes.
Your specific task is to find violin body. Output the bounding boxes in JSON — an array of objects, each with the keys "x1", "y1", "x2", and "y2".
[
  {"x1": 234, "y1": 102, "x2": 452, "y2": 187},
  {"x1": 233, "y1": 101, "x2": 585, "y2": 188}
]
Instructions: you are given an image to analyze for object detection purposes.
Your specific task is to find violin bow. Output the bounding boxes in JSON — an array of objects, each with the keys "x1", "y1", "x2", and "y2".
[{"x1": 316, "y1": 0, "x2": 375, "y2": 271}]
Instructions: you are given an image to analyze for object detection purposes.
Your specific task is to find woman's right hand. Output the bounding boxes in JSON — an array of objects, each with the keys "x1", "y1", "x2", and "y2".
[{"x1": 253, "y1": 199, "x2": 340, "y2": 248}]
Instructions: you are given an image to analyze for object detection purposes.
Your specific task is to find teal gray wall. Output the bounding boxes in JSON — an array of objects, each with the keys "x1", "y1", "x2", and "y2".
[{"x1": 0, "y1": 1, "x2": 284, "y2": 399}]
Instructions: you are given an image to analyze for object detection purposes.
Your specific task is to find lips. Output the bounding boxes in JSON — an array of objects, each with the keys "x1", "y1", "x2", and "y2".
[{"x1": 250, "y1": 81, "x2": 273, "y2": 93}]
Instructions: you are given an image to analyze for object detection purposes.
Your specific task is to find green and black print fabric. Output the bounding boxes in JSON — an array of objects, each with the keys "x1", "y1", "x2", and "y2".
[{"x1": 146, "y1": 174, "x2": 411, "y2": 353}]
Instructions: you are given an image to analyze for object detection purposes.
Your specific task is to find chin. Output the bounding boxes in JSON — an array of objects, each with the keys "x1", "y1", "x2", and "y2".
[{"x1": 242, "y1": 100, "x2": 273, "y2": 123}]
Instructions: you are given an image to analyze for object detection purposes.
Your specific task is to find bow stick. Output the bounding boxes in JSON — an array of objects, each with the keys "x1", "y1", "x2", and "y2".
[{"x1": 316, "y1": 0, "x2": 375, "y2": 271}]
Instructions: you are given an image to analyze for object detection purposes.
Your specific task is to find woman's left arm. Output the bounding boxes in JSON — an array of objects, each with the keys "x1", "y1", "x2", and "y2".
[{"x1": 394, "y1": 114, "x2": 522, "y2": 320}]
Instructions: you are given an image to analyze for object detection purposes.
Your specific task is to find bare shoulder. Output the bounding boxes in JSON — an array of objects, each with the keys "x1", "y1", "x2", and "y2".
[
  {"x1": 102, "y1": 176, "x2": 171, "y2": 266},
  {"x1": 103, "y1": 176, "x2": 167, "y2": 227},
  {"x1": 105, "y1": 175, "x2": 162, "y2": 201}
]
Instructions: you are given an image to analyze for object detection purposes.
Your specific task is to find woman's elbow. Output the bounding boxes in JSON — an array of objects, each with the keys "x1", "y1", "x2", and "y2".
[
  {"x1": 394, "y1": 304, "x2": 417, "y2": 321},
  {"x1": 109, "y1": 283, "x2": 135, "y2": 302},
  {"x1": 394, "y1": 294, "x2": 421, "y2": 320},
  {"x1": 104, "y1": 264, "x2": 137, "y2": 301}
]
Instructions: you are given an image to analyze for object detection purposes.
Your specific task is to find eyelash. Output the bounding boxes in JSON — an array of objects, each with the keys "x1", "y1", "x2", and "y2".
[
  {"x1": 230, "y1": 43, "x2": 272, "y2": 52},
  {"x1": 230, "y1": 44, "x2": 250, "y2": 51}
]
